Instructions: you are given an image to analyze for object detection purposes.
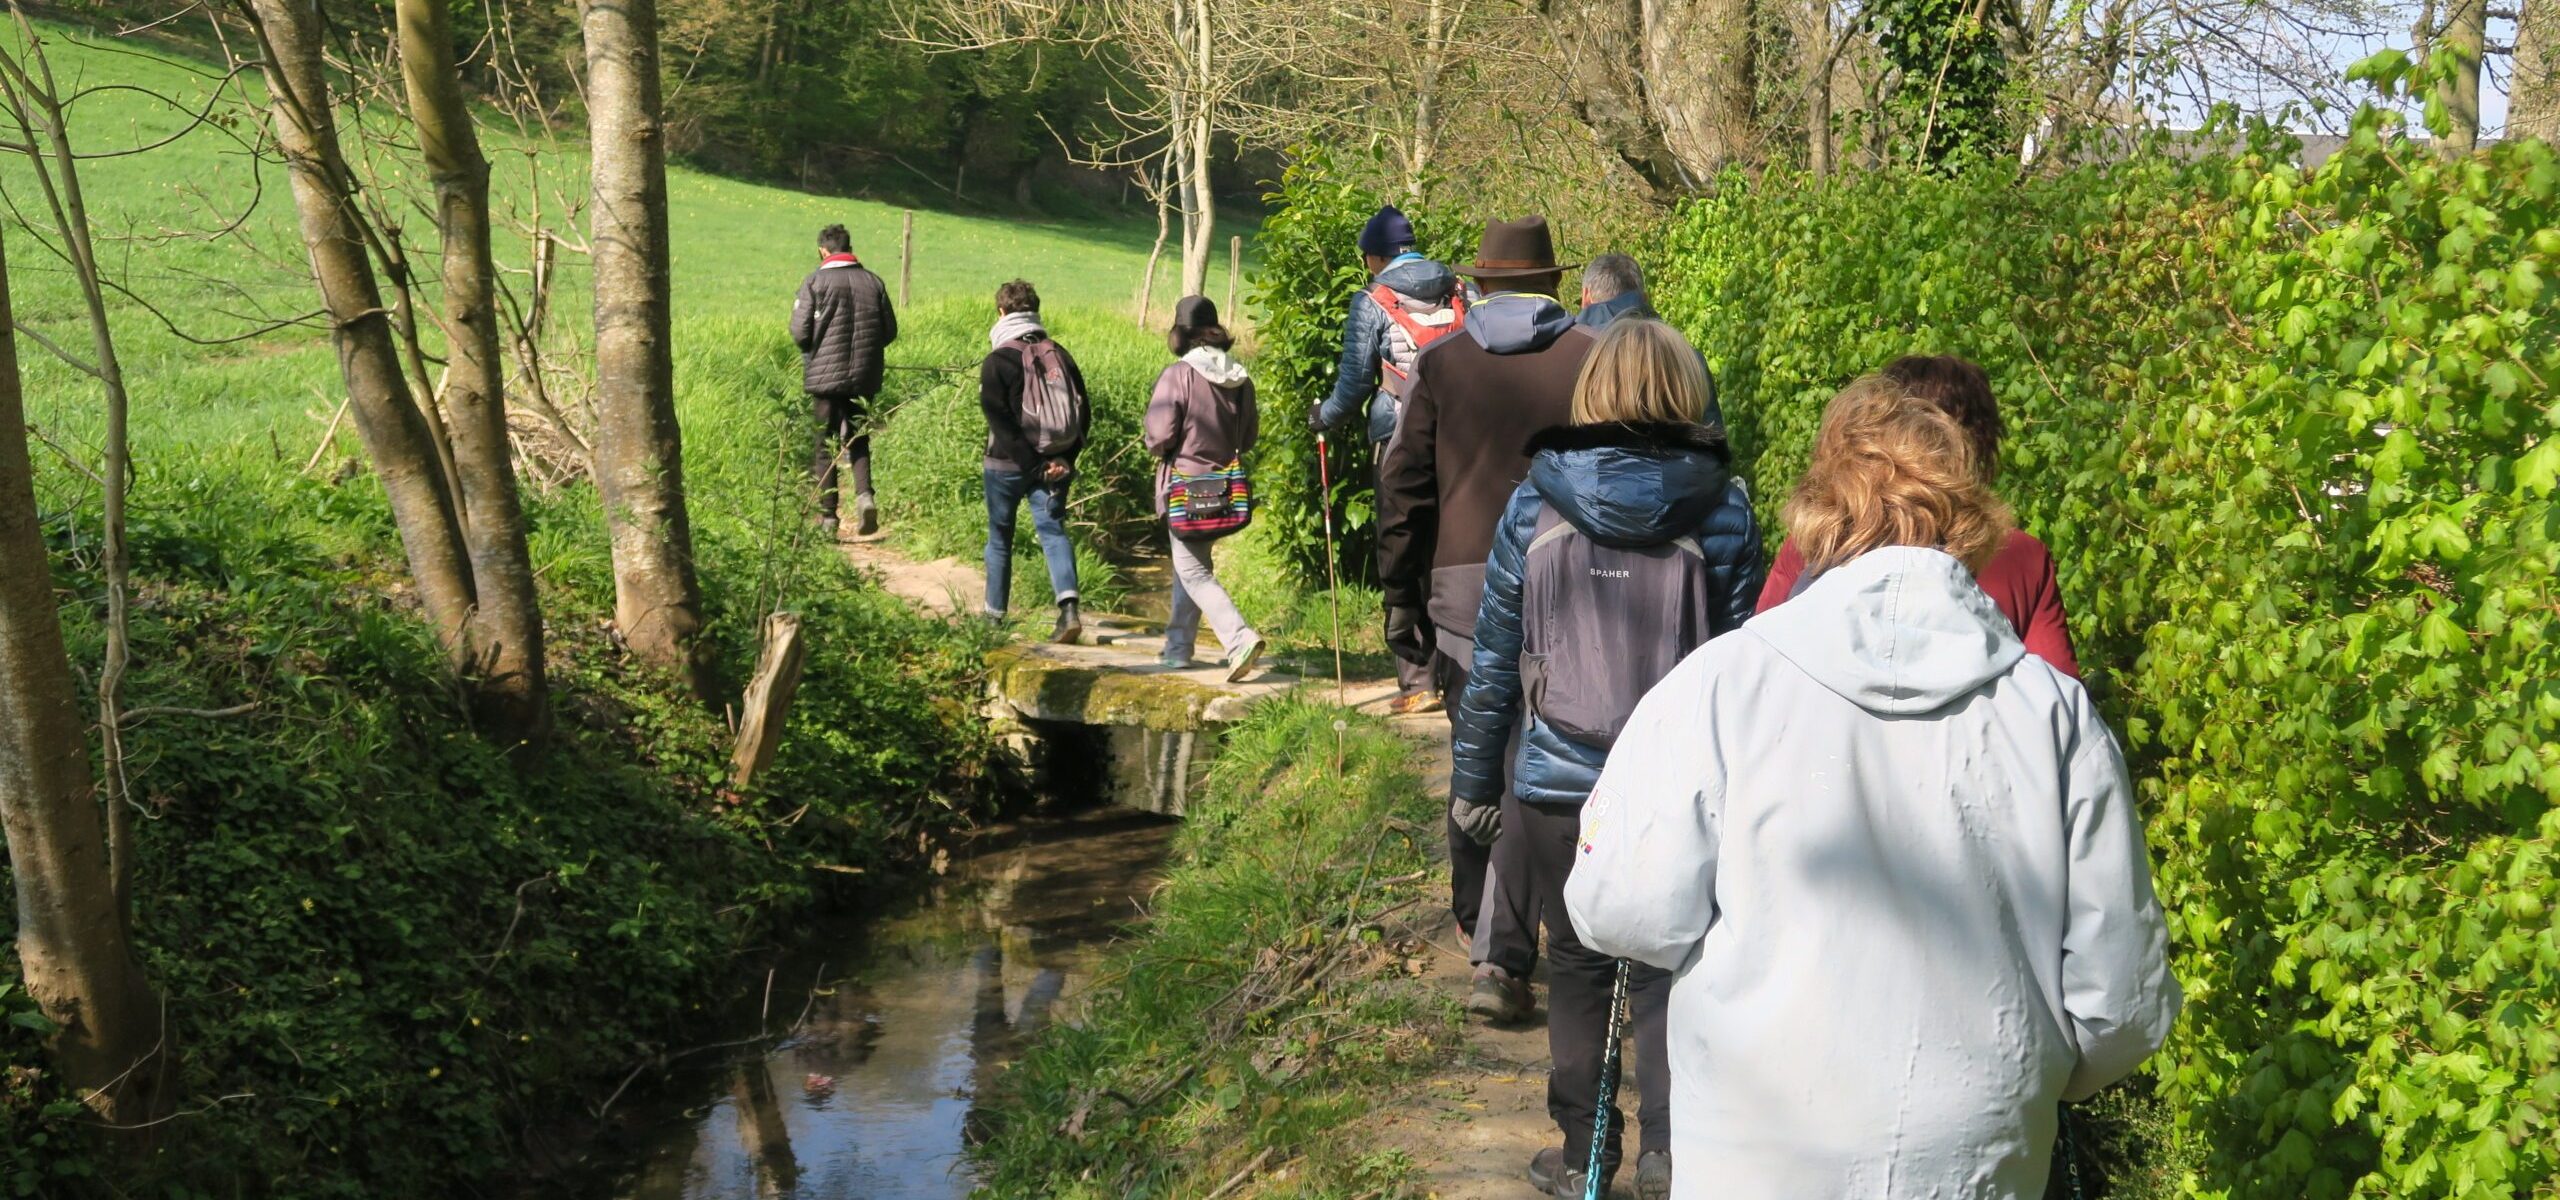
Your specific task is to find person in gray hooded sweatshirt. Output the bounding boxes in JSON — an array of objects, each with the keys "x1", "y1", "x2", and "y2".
[
  {"x1": 1145, "y1": 296, "x2": 1265, "y2": 682},
  {"x1": 1311, "y1": 205, "x2": 1465, "y2": 716},
  {"x1": 1564, "y1": 375, "x2": 2179, "y2": 1199}
]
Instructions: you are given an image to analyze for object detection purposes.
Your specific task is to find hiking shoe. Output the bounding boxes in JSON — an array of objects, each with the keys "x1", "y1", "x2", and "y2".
[
  {"x1": 1223, "y1": 634, "x2": 1264, "y2": 683},
  {"x1": 815, "y1": 514, "x2": 840, "y2": 541},
  {"x1": 1634, "y1": 1150, "x2": 1671, "y2": 1200},
  {"x1": 1527, "y1": 1147, "x2": 1563, "y2": 1194},
  {"x1": 853, "y1": 494, "x2": 879, "y2": 537},
  {"x1": 1553, "y1": 1164, "x2": 1598, "y2": 1199},
  {"x1": 1050, "y1": 599, "x2": 1082, "y2": 645},
  {"x1": 1466, "y1": 965, "x2": 1533, "y2": 1024},
  {"x1": 1389, "y1": 689, "x2": 1444, "y2": 715}
]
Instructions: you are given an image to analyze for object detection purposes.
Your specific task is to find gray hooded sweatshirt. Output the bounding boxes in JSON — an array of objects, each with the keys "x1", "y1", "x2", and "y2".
[{"x1": 1565, "y1": 546, "x2": 2179, "y2": 1198}]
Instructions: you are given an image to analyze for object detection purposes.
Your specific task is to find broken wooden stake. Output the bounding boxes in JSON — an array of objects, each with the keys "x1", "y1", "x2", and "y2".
[{"x1": 729, "y1": 612, "x2": 809, "y2": 790}]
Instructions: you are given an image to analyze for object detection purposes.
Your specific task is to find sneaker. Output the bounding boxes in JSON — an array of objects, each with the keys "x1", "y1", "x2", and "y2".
[
  {"x1": 1527, "y1": 1147, "x2": 1564, "y2": 1194},
  {"x1": 1389, "y1": 690, "x2": 1445, "y2": 715},
  {"x1": 1159, "y1": 650, "x2": 1196, "y2": 670},
  {"x1": 1634, "y1": 1150, "x2": 1671, "y2": 1200},
  {"x1": 853, "y1": 494, "x2": 879, "y2": 537},
  {"x1": 1222, "y1": 634, "x2": 1264, "y2": 683},
  {"x1": 1050, "y1": 599, "x2": 1082, "y2": 645},
  {"x1": 1466, "y1": 964, "x2": 1533, "y2": 1024}
]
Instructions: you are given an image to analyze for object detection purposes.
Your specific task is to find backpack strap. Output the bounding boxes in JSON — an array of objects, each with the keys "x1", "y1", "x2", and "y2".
[{"x1": 1369, "y1": 282, "x2": 1465, "y2": 387}]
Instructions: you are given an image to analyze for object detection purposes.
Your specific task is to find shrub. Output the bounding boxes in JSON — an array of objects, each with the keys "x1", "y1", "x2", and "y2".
[{"x1": 1646, "y1": 70, "x2": 2559, "y2": 1198}]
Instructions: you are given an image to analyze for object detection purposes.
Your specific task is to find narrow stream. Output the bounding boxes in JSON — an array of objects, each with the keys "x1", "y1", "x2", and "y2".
[{"x1": 591, "y1": 805, "x2": 1179, "y2": 1200}]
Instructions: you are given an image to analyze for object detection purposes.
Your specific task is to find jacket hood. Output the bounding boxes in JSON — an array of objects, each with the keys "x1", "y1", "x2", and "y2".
[
  {"x1": 1576, "y1": 291, "x2": 1657, "y2": 328},
  {"x1": 1181, "y1": 346, "x2": 1251, "y2": 388},
  {"x1": 1524, "y1": 422, "x2": 1732, "y2": 549},
  {"x1": 1376, "y1": 255, "x2": 1457, "y2": 303},
  {"x1": 1748, "y1": 546, "x2": 2024, "y2": 715},
  {"x1": 1466, "y1": 292, "x2": 1578, "y2": 355}
]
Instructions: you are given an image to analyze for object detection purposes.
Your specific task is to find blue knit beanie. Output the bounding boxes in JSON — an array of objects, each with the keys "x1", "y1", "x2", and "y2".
[{"x1": 1358, "y1": 206, "x2": 1415, "y2": 258}]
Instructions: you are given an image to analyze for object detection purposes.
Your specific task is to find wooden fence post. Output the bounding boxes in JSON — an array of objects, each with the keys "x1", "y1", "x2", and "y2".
[
  {"x1": 899, "y1": 210, "x2": 915, "y2": 309},
  {"x1": 729, "y1": 612, "x2": 809, "y2": 790},
  {"x1": 1227, "y1": 235, "x2": 1241, "y2": 318}
]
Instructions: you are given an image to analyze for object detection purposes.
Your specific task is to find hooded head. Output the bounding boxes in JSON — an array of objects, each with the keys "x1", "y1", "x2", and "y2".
[{"x1": 1749, "y1": 547, "x2": 2023, "y2": 714}]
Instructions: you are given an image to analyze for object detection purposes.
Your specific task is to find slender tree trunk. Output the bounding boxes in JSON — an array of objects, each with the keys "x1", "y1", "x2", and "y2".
[
  {"x1": 1181, "y1": 0, "x2": 1214, "y2": 297},
  {"x1": 2435, "y1": 0, "x2": 2484, "y2": 154},
  {"x1": 0, "y1": 226, "x2": 169, "y2": 1127},
  {"x1": 582, "y1": 0, "x2": 716, "y2": 696},
  {"x1": 2513, "y1": 0, "x2": 2558, "y2": 143},
  {"x1": 244, "y1": 0, "x2": 479, "y2": 653},
  {"x1": 397, "y1": 0, "x2": 550, "y2": 743},
  {"x1": 1136, "y1": 165, "x2": 1169, "y2": 324},
  {"x1": 1805, "y1": 1, "x2": 1834, "y2": 176},
  {"x1": 1409, "y1": 0, "x2": 1444, "y2": 198}
]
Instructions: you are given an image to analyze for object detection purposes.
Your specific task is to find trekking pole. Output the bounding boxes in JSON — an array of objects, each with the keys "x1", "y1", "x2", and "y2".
[
  {"x1": 1314, "y1": 434, "x2": 1348, "y2": 709},
  {"x1": 1585, "y1": 959, "x2": 1631, "y2": 1200},
  {"x1": 1316, "y1": 433, "x2": 1349, "y2": 776}
]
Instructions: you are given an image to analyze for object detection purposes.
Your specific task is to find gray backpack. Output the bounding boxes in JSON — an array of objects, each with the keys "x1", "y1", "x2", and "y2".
[
  {"x1": 1014, "y1": 339, "x2": 1088, "y2": 456},
  {"x1": 1516, "y1": 507, "x2": 1718, "y2": 748}
]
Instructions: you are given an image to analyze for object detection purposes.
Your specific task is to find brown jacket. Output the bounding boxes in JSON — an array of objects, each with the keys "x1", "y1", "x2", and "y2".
[{"x1": 1376, "y1": 292, "x2": 1596, "y2": 644}]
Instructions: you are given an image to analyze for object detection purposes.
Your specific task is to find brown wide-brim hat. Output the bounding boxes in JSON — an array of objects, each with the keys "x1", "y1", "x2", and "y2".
[{"x1": 1458, "y1": 215, "x2": 1579, "y2": 280}]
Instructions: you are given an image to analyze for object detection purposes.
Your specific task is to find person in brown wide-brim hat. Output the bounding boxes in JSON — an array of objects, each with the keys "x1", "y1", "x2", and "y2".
[{"x1": 1458, "y1": 215, "x2": 1581, "y2": 283}]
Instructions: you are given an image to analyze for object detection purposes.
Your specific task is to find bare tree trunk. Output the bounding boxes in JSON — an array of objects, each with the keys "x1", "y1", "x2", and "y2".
[
  {"x1": 1643, "y1": 0, "x2": 1755, "y2": 182},
  {"x1": 583, "y1": 0, "x2": 716, "y2": 696},
  {"x1": 0, "y1": 226, "x2": 169, "y2": 1127},
  {"x1": 243, "y1": 0, "x2": 480, "y2": 653},
  {"x1": 1174, "y1": 0, "x2": 1214, "y2": 298},
  {"x1": 2435, "y1": 0, "x2": 2484, "y2": 153},
  {"x1": 1136, "y1": 163, "x2": 1169, "y2": 324},
  {"x1": 398, "y1": 0, "x2": 551, "y2": 742},
  {"x1": 1540, "y1": 0, "x2": 1691, "y2": 196},
  {"x1": 2513, "y1": 0, "x2": 2557, "y2": 142},
  {"x1": 1805, "y1": 0, "x2": 1834, "y2": 176},
  {"x1": 1409, "y1": 0, "x2": 1445, "y2": 198}
]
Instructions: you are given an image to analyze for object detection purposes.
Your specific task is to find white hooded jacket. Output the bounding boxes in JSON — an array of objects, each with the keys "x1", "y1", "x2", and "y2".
[{"x1": 1564, "y1": 546, "x2": 2179, "y2": 1199}]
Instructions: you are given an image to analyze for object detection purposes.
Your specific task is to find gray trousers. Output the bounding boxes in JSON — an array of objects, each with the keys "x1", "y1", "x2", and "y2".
[{"x1": 1165, "y1": 531, "x2": 1256, "y2": 662}]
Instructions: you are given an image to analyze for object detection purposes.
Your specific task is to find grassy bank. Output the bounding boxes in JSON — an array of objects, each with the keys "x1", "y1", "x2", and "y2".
[
  {"x1": 968, "y1": 700, "x2": 1453, "y2": 1197},
  {"x1": 0, "y1": 23, "x2": 1201, "y2": 1198}
]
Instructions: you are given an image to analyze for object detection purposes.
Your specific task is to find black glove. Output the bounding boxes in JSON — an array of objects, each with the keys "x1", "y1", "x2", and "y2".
[
  {"x1": 1305, "y1": 402, "x2": 1331, "y2": 433},
  {"x1": 1384, "y1": 603, "x2": 1434, "y2": 668},
  {"x1": 1450, "y1": 795, "x2": 1501, "y2": 846}
]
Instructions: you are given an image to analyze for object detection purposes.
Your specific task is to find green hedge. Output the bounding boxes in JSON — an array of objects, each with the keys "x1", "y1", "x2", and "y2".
[{"x1": 1647, "y1": 67, "x2": 2558, "y2": 1198}]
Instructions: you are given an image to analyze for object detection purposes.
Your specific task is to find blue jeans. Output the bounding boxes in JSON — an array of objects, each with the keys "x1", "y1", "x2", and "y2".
[{"x1": 983, "y1": 467, "x2": 1079, "y2": 614}]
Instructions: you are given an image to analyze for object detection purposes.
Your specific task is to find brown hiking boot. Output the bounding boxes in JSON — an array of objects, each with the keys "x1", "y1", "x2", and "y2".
[{"x1": 1389, "y1": 690, "x2": 1444, "y2": 716}]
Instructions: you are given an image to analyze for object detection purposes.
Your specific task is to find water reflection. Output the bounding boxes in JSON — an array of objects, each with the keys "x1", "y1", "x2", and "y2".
[{"x1": 604, "y1": 807, "x2": 1177, "y2": 1200}]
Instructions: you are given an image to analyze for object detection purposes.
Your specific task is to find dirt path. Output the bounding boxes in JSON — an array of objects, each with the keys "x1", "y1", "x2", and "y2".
[
  {"x1": 1368, "y1": 718, "x2": 1590, "y2": 1200},
  {"x1": 844, "y1": 535, "x2": 1574, "y2": 1196}
]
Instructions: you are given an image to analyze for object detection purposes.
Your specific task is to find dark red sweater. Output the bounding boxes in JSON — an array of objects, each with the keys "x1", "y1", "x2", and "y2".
[{"x1": 1757, "y1": 530, "x2": 2082, "y2": 680}]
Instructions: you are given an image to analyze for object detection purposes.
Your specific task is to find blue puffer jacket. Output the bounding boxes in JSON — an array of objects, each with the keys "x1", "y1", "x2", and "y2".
[
  {"x1": 1450, "y1": 422, "x2": 1761, "y2": 808},
  {"x1": 1311, "y1": 255, "x2": 1459, "y2": 444}
]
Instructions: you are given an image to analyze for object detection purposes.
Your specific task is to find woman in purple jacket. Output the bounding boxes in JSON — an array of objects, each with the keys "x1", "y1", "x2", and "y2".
[{"x1": 1144, "y1": 297, "x2": 1265, "y2": 682}]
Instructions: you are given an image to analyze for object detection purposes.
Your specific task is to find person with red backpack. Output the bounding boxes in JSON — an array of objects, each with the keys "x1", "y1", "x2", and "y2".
[
  {"x1": 978, "y1": 279, "x2": 1091, "y2": 644},
  {"x1": 1308, "y1": 205, "x2": 1466, "y2": 717}
]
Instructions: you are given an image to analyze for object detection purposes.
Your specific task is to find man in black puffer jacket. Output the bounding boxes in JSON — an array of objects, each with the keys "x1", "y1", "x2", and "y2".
[{"x1": 791, "y1": 223, "x2": 897, "y2": 536}]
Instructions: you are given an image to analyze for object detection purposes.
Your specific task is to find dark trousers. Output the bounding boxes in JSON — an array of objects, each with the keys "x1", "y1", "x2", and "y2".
[
  {"x1": 1375, "y1": 446, "x2": 1432, "y2": 696},
  {"x1": 1515, "y1": 795, "x2": 1672, "y2": 1172},
  {"x1": 1441, "y1": 652, "x2": 1538, "y2": 973},
  {"x1": 810, "y1": 395, "x2": 874, "y2": 518}
]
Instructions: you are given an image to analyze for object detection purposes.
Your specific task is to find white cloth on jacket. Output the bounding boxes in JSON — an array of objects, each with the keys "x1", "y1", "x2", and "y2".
[
  {"x1": 1564, "y1": 545, "x2": 2179, "y2": 1200},
  {"x1": 988, "y1": 310, "x2": 1045, "y2": 349}
]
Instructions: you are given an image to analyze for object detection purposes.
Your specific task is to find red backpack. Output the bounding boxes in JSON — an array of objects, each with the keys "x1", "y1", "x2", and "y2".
[{"x1": 1370, "y1": 282, "x2": 1467, "y2": 395}]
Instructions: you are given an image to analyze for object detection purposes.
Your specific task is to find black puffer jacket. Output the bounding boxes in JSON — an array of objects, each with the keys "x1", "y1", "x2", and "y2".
[{"x1": 790, "y1": 258, "x2": 897, "y2": 398}]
